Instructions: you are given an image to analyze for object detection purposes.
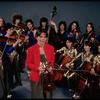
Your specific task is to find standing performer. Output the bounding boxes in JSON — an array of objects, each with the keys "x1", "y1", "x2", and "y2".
[
  {"x1": 0, "y1": 17, "x2": 6, "y2": 36},
  {"x1": 38, "y1": 17, "x2": 58, "y2": 49},
  {"x1": 0, "y1": 17, "x2": 6, "y2": 98},
  {"x1": 0, "y1": 50, "x2": 5, "y2": 99},
  {"x1": 55, "y1": 21, "x2": 67, "y2": 50},
  {"x1": 12, "y1": 13, "x2": 26, "y2": 73},
  {"x1": 23, "y1": 19, "x2": 37, "y2": 77},
  {"x1": 78, "y1": 23, "x2": 97, "y2": 52},
  {"x1": 12, "y1": 13, "x2": 26, "y2": 33},
  {"x1": 65, "y1": 21, "x2": 81, "y2": 48},
  {"x1": 24, "y1": 19, "x2": 37, "y2": 49},
  {"x1": 25, "y1": 29, "x2": 55, "y2": 99},
  {"x1": 1, "y1": 23, "x2": 22, "y2": 98}
]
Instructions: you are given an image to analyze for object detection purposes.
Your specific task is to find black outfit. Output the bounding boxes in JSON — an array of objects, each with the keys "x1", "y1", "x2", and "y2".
[{"x1": 55, "y1": 30, "x2": 66, "y2": 50}]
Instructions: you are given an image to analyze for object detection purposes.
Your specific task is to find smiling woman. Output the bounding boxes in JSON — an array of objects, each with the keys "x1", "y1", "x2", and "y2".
[{"x1": 25, "y1": 28, "x2": 55, "y2": 99}]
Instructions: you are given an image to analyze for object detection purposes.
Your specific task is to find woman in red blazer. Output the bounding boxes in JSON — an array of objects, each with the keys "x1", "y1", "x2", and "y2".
[{"x1": 25, "y1": 29, "x2": 55, "y2": 99}]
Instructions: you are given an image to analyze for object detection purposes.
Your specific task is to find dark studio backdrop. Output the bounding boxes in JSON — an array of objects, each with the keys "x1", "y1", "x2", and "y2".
[{"x1": 0, "y1": 1, "x2": 100, "y2": 35}]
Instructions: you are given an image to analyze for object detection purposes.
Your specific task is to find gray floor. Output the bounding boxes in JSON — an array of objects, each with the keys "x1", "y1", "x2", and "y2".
[{"x1": 11, "y1": 67, "x2": 73, "y2": 99}]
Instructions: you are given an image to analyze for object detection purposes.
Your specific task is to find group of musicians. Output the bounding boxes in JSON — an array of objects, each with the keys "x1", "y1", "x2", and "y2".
[{"x1": 0, "y1": 13, "x2": 100, "y2": 99}]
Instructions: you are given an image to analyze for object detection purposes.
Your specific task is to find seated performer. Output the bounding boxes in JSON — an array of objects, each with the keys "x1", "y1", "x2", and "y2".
[
  {"x1": 55, "y1": 37, "x2": 78, "y2": 67},
  {"x1": 65, "y1": 41, "x2": 94, "y2": 99},
  {"x1": 89, "y1": 44, "x2": 100, "y2": 98},
  {"x1": 54, "y1": 37, "x2": 77, "y2": 88}
]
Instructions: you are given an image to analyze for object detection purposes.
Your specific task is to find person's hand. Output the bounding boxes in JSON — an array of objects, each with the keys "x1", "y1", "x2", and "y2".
[
  {"x1": 24, "y1": 36, "x2": 29, "y2": 42},
  {"x1": 90, "y1": 68, "x2": 95, "y2": 75},
  {"x1": 16, "y1": 38, "x2": 22, "y2": 44},
  {"x1": 90, "y1": 37, "x2": 95, "y2": 42},
  {"x1": 85, "y1": 57, "x2": 90, "y2": 62},
  {"x1": 13, "y1": 38, "x2": 22, "y2": 47},
  {"x1": 65, "y1": 63, "x2": 70, "y2": 68},
  {"x1": 25, "y1": 36, "x2": 29, "y2": 40},
  {"x1": 47, "y1": 66, "x2": 52, "y2": 72},
  {"x1": 38, "y1": 66, "x2": 45, "y2": 73},
  {"x1": 66, "y1": 51, "x2": 70, "y2": 57},
  {"x1": 49, "y1": 21, "x2": 56, "y2": 26}
]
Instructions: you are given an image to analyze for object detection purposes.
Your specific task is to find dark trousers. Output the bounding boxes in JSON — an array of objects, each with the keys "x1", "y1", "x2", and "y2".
[
  {"x1": 0, "y1": 67, "x2": 5, "y2": 98},
  {"x1": 30, "y1": 73, "x2": 52, "y2": 99},
  {"x1": 12, "y1": 54, "x2": 21, "y2": 84},
  {"x1": 16, "y1": 45, "x2": 26, "y2": 72},
  {"x1": 3, "y1": 58, "x2": 13, "y2": 96}
]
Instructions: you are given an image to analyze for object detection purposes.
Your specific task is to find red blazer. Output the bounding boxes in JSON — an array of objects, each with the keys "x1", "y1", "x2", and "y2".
[{"x1": 25, "y1": 43, "x2": 55, "y2": 82}]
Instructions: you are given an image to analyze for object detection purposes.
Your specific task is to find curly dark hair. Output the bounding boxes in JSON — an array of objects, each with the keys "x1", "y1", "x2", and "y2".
[
  {"x1": 39, "y1": 17, "x2": 48, "y2": 28},
  {"x1": 86, "y1": 23, "x2": 95, "y2": 33},
  {"x1": 12, "y1": 13, "x2": 23, "y2": 24},
  {"x1": 25, "y1": 19, "x2": 34, "y2": 25},
  {"x1": 58, "y1": 21, "x2": 67, "y2": 32},
  {"x1": 67, "y1": 21, "x2": 80, "y2": 32}
]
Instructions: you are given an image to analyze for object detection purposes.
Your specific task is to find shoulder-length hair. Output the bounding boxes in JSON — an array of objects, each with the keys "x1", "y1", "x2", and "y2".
[
  {"x1": 67, "y1": 21, "x2": 80, "y2": 32},
  {"x1": 58, "y1": 21, "x2": 67, "y2": 32}
]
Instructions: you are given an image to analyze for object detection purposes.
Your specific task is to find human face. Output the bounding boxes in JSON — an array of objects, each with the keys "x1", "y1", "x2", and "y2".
[
  {"x1": 27, "y1": 22, "x2": 33, "y2": 29},
  {"x1": 86, "y1": 24, "x2": 92, "y2": 33},
  {"x1": 98, "y1": 46, "x2": 100, "y2": 53},
  {"x1": 66, "y1": 40, "x2": 73, "y2": 48},
  {"x1": 36, "y1": 33, "x2": 47, "y2": 47},
  {"x1": 15, "y1": 19, "x2": 20, "y2": 25},
  {"x1": 71, "y1": 23, "x2": 77, "y2": 31},
  {"x1": 0, "y1": 18, "x2": 4, "y2": 26},
  {"x1": 90, "y1": 37, "x2": 95, "y2": 43},
  {"x1": 84, "y1": 44, "x2": 91, "y2": 52},
  {"x1": 6, "y1": 27, "x2": 14, "y2": 36},
  {"x1": 60, "y1": 24, "x2": 65, "y2": 31},
  {"x1": 42, "y1": 22, "x2": 46, "y2": 28}
]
